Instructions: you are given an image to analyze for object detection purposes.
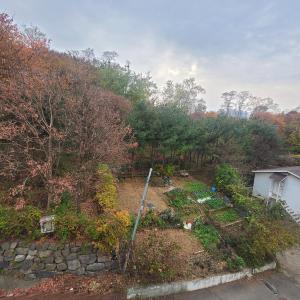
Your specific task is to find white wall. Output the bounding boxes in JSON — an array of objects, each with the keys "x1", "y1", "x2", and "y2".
[
  {"x1": 281, "y1": 175, "x2": 300, "y2": 215},
  {"x1": 252, "y1": 173, "x2": 272, "y2": 198}
]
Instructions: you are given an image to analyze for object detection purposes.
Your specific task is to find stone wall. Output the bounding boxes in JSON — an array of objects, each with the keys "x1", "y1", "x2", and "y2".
[{"x1": 0, "y1": 241, "x2": 114, "y2": 279}]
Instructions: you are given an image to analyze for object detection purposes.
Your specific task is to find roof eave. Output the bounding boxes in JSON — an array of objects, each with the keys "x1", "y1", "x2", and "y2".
[{"x1": 253, "y1": 170, "x2": 300, "y2": 180}]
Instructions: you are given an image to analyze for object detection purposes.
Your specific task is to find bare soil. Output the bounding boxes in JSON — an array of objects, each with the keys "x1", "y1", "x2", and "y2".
[
  {"x1": 135, "y1": 229, "x2": 227, "y2": 280},
  {"x1": 116, "y1": 176, "x2": 199, "y2": 214}
]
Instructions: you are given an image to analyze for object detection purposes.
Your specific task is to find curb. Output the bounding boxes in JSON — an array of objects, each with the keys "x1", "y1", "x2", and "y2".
[{"x1": 127, "y1": 262, "x2": 276, "y2": 299}]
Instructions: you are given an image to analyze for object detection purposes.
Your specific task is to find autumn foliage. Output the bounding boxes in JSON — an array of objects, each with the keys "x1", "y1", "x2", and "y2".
[{"x1": 0, "y1": 14, "x2": 132, "y2": 208}]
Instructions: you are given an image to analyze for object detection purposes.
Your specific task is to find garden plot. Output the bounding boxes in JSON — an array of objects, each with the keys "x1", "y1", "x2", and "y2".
[
  {"x1": 133, "y1": 229, "x2": 227, "y2": 281},
  {"x1": 117, "y1": 176, "x2": 201, "y2": 214},
  {"x1": 210, "y1": 208, "x2": 242, "y2": 228}
]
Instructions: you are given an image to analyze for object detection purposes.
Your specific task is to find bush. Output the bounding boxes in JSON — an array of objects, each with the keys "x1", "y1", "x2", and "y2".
[
  {"x1": 154, "y1": 163, "x2": 175, "y2": 178},
  {"x1": 215, "y1": 164, "x2": 242, "y2": 194},
  {"x1": 227, "y1": 256, "x2": 246, "y2": 272},
  {"x1": 88, "y1": 210, "x2": 131, "y2": 252},
  {"x1": 130, "y1": 232, "x2": 181, "y2": 283},
  {"x1": 268, "y1": 202, "x2": 286, "y2": 220},
  {"x1": 233, "y1": 217, "x2": 298, "y2": 267},
  {"x1": 0, "y1": 205, "x2": 42, "y2": 240},
  {"x1": 193, "y1": 218, "x2": 220, "y2": 250},
  {"x1": 55, "y1": 212, "x2": 87, "y2": 241},
  {"x1": 96, "y1": 164, "x2": 117, "y2": 211},
  {"x1": 141, "y1": 209, "x2": 182, "y2": 229},
  {"x1": 141, "y1": 210, "x2": 166, "y2": 228}
]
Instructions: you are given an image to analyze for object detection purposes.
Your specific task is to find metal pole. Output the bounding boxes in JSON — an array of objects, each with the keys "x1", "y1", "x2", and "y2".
[
  {"x1": 122, "y1": 168, "x2": 152, "y2": 273},
  {"x1": 131, "y1": 168, "x2": 153, "y2": 241}
]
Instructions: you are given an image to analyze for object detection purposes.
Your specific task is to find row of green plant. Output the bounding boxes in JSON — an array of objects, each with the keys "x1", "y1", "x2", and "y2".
[
  {"x1": 165, "y1": 188, "x2": 193, "y2": 208},
  {"x1": 205, "y1": 198, "x2": 226, "y2": 210},
  {"x1": 183, "y1": 181, "x2": 208, "y2": 193},
  {"x1": 212, "y1": 209, "x2": 240, "y2": 224},
  {"x1": 192, "y1": 218, "x2": 220, "y2": 250}
]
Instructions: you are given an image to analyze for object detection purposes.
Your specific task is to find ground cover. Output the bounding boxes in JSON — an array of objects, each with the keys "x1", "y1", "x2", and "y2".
[
  {"x1": 205, "y1": 198, "x2": 226, "y2": 210},
  {"x1": 212, "y1": 209, "x2": 240, "y2": 225}
]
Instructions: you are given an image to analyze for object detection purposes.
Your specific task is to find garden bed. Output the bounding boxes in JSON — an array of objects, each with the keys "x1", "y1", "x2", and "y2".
[{"x1": 210, "y1": 209, "x2": 241, "y2": 228}]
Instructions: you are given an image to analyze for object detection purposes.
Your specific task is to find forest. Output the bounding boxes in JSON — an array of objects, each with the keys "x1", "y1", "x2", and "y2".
[{"x1": 1, "y1": 13, "x2": 300, "y2": 283}]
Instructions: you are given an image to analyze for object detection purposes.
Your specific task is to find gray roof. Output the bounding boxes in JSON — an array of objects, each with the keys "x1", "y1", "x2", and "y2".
[{"x1": 253, "y1": 166, "x2": 300, "y2": 179}]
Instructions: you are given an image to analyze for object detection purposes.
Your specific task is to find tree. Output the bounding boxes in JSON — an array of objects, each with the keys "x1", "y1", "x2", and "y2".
[
  {"x1": 220, "y1": 91, "x2": 237, "y2": 116},
  {"x1": 220, "y1": 91, "x2": 279, "y2": 118},
  {"x1": 97, "y1": 52, "x2": 157, "y2": 104},
  {"x1": 0, "y1": 15, "x2": 133, "y2": 208},
  {"x1": 161, "y1": 78, "x2": 206, "y2": 114}
]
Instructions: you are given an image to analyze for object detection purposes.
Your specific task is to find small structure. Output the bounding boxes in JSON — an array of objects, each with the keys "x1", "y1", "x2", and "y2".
[
  {"x1": 40, "y1": 215, "x2": 55, "y2": 233},
  {"x1": 252, "y1": 166, "x2": 300, "y2": 223}
]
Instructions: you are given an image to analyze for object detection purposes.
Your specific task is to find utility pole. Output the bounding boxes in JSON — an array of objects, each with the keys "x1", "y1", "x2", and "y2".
[{"x1": 122, "y1": 168, "x2": 153, "y2": 273}]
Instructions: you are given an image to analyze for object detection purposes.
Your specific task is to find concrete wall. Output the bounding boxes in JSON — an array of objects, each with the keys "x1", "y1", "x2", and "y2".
[
  {"x1": 252, "y1": 172, "x2": 272, "y2": 198},
  {"x1": 281, "y1": 175, "x2": 300, "y2": 215},
  {"x1": 127, "y1": 262, "x2": 276, "y2": 299}
]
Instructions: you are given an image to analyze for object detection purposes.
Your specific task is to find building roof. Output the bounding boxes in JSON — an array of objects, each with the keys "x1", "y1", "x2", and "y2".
[{"x1": 253, "y1": 166, "x2": 300, "y2": 179}]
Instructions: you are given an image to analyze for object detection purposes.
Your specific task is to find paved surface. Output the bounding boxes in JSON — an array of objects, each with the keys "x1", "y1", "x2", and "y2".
[
  {"x1": 277, "y1": 247, "x2": 300, "y2": 285},
  {"x1": 0, "y1": 275, "x2": 37, "y2": 290},
  {"x1": 156, "y1": 272, "x2": 300, "y2": 300},
  {"x1": 11, "y1": 293, "x2": 125, "y2": 300}
]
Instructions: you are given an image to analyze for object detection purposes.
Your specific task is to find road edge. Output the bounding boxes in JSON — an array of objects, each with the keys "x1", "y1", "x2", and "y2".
[{"x1": 127, "y1": 262, "x2": 276, "y2": 299}]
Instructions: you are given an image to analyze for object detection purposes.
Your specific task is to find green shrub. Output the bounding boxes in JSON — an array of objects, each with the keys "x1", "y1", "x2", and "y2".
[
  {"x1": 216, "y1": 164, "x2": 242, "y2": 193},
  {"x1": 227, "y1": 256, "x2": 246, "y2": 272},
  {"x1": 154, "y1": 163, "x2": 175, "y2": 178},
  {"x1": 54, "y1": 191, "x2": 74, "y2": 215},
  {"x1": 268, "y1": 202, "x2": 286, "y2": 220},
  {"x1": 0, "y1": 205, "x2": 42, "y2": 240},
  {"x1": 141, "y1": 210, "x2": 166, "y2": 228},
  {"x1": 213, "y1": 209, "x2": 240, "y2": 224},
  {"x1": 193, "y1": 219, "x2": 220, "y2": 250},
  {"x1": 55, "y1": 212, "x2": 88, "y2": 241},
  {"x1": 206, "y1": 198, "x2": 225, "y2": 210}
]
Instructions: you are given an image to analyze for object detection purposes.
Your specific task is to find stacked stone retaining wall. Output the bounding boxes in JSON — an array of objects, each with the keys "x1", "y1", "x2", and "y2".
[{"x1": 0, "y1": 241, "x2": 114, "y2": 279}]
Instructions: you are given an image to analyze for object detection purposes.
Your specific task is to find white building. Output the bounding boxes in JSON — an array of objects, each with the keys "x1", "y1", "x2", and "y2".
[{"x1": 252, "y1": 166, "x2": 300, "y2": 223}]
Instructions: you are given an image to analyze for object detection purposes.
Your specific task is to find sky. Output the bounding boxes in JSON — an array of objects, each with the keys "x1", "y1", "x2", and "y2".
[{"x1": 1, "y1": 0, "x2": 300, "y2": 111}]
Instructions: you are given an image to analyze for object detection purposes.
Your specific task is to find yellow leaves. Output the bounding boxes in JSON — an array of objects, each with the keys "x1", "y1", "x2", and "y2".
[
  {"x1": 93, "y1": 164, "x2": 131, "y2": 252},
  {"x1": 92, "y1": 209, "x2": 131, "y2": 252},
  {"x1": 96, "y1": 164, "x2": 117, "y2": 211}
]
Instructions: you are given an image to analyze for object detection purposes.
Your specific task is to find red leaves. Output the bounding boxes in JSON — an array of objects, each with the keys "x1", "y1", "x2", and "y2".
[{"x1": 0, "y1": 13, "x2": 133, "y2": 207}]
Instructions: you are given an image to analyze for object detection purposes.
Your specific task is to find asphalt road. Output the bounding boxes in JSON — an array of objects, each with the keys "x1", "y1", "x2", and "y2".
[{"x1": 156, "y1": 272, "x2": 300, "y2": 300}]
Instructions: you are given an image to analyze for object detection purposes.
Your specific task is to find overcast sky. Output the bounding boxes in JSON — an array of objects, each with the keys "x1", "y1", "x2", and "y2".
[{"x1": 1, "y1": 0, "x2": 300, "y2": 110}]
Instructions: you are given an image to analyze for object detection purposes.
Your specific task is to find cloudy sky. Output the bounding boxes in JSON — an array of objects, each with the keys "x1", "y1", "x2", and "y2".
[{"x1": 1, "y1": 0, "x2": 300, "y2": 110}]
